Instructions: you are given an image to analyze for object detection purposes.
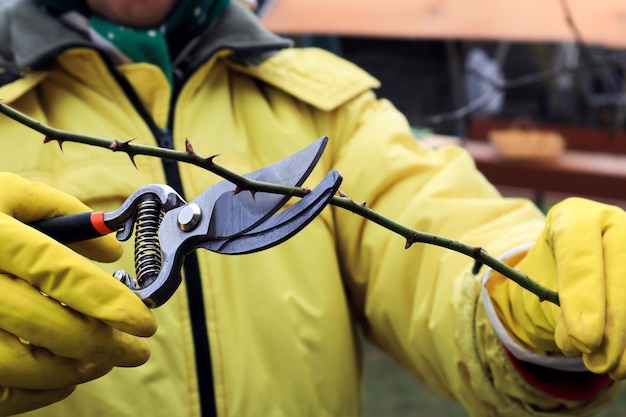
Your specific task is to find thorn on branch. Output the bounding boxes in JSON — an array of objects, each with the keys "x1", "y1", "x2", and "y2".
[
  {"x1": 233, "y1": 185, "x2": 257, "y2": 200},
  {"x1": 43, "y1": 135, "x2": 64, "y2": 151},
  {"x1": 109, "y1": 139, "x2": 137, "y2": 168},
  {"x1": 206, "y1": 154, "x2": 219, "y2": 163},
  {"x1": 471, "y1": 260, "x2": 484, "y2": 275},
  {"x1": 338, "y1": 189, "x2": 349, "y2": 198},
  {"x1": 405, "y1": 232, "x2": 420, "y2": 249},
  {"x1": 127, "y1": 153, "x2": 138, "y2": 169}
]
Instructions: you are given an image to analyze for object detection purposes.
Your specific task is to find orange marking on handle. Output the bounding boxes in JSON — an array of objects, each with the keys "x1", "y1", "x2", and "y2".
[{"x1": 90, "y1": 212, "x2": 115, "y2": 235}]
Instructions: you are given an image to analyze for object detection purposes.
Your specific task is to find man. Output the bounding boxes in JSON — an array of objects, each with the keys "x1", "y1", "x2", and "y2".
[{"x1": 0, "y1": 0, "x2": 624, "y2": 416}]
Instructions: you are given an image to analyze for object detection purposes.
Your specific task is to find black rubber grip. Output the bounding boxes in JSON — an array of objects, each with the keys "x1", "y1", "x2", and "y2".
[{"x1": 30, "y1": 212, "x2": 106, "y2": 244}]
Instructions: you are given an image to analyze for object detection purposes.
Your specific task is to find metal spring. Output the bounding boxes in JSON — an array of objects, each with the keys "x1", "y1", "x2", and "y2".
[{"x1": 134, "y1": 198, "x2": 164, "y2": 285}]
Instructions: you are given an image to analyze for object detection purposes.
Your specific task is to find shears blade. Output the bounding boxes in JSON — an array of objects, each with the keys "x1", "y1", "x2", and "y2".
[
  {"x1": 188, "y1": 136, "x2": 329, "y2": 239},
  {"x1": 203, "y1": 170, "x2": 341, "y2": 254}
]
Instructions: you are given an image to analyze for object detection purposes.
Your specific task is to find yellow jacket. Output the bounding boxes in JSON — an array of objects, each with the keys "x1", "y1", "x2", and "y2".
[{"x1": 0, "y1": 1, "x2": 619, "y2": 416}]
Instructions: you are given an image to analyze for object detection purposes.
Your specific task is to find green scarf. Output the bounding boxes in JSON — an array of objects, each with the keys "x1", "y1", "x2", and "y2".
[{"x1": 37, "y1": 0, "x2": 230, "y2": 84}]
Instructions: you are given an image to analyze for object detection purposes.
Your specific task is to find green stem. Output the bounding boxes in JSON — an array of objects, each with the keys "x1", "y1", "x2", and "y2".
[{"x1": 0, "y1": 101, "x2": 559, "y2": 305}]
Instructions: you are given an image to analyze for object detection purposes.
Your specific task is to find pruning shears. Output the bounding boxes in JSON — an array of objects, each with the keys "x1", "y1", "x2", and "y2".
[{"x1": 32, "y1": 137, "x2": 342, "y2": 307}]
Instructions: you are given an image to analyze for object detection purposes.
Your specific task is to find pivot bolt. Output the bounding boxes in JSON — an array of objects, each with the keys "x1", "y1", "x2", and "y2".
[{"x1": 177, "y1": 203, "x2": 202, "y2": 231}]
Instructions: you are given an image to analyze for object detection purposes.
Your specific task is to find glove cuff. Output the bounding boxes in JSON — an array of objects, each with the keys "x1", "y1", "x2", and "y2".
[{"x1": 481, "y1": 242, "x2": 586, "y2": 372}]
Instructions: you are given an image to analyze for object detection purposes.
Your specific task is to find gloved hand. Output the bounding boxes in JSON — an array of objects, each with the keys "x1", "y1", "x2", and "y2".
[
  {"x1": 0, "y1": 173, "x2": 157, "y2": 416},
  {"x1": 487, "y1": 197, "x2": 626, "y2": 379}
]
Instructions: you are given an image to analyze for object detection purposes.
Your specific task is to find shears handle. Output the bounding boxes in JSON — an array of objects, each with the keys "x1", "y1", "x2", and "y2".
[{"x1": 30, "y1": 211, "x2": 114, "y2": 244}]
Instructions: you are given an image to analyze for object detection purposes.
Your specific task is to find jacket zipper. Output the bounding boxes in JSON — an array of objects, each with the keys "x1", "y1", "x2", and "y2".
[{"x1": 105, "y1": 56, "x2": 218, "y2": 417}]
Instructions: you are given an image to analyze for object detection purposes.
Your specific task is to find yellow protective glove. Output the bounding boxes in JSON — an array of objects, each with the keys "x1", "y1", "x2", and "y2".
[
  {"x1": 0, "y1": 173, "x2": 157, "y2": 416},
  {"x1": 487, "y1": 197, "x2": 626, "y2": 379}
]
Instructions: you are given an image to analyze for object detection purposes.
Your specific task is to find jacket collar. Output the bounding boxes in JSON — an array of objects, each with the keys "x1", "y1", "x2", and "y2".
[
  {"x1": 178, "y1": 1, "x2": 292, "y2": 75},
  {"x1": 0, "y1": 0, "x2": 291, "y2": 75}
]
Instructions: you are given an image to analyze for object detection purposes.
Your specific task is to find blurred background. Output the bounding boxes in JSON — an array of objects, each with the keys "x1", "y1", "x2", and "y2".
[
  {"x1": 259, "y1": 0, "x2": 626, "y2": 211},
  {"x1": 256, "y1": 0, "x2": 626, "y2": 415}
]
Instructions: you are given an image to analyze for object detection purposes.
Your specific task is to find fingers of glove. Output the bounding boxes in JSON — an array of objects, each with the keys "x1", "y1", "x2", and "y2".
[
  {"x1": 548, "y1": 198, "x2": 607, "y2": 352},
  {"x1": 554, "y1": 318, "x2": 584, "y2": 356},
  {"x1": 0, "y1": 329, "x2": 112, "y2": 390},
  {"x1": 510, "y1": 288, "x2": 558, "y2": 351},
  {"x1": 583, "y1": 338, "x2": 626, "y2": 377},
  {"x1": 0, "y1": 385, "x2": 75, "y2": 416},
  {"x1": 0, "y1": 216, "x2": 156, "y2": 337},
  {"x1": 604, "y1": 345, "x2": 626, "y2": 380},
  {"x1": 68, "y1": 234, "x2": 123, "y2": 264},
  {"x1": 0, "y1": 173, "x2": 91, "y2": 222},
  {"x1": 0, "y1": 276, "x2": 151, "y2": 366},
  {"x1": 576, "y1": 209, "x2": 626, "y2": 374},
  {"x1": 511, "y1": 238, "x2": 561, "y2": 351},
  {"x1": 0, "y1": 173, "x2": 123, "y2": 262}
]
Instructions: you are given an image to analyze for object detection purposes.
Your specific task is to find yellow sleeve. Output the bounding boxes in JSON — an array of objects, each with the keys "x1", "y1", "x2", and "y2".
[
  {"x1": 222, "y1": 44, "x2": 623, "y2": 415},
  {"x1": 319, "y1": 90, "x2": 622, "y2": 416}
]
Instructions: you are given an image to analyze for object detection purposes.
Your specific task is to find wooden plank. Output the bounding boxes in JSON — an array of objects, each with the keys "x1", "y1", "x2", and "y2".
[
  {"x1": 260, "y1": 0, "x2": 626, "y2": 48},
  {"x1": 469, "y1": 118, "x2": 626, "y2": 155},
  {"x1": 422, "y1": 135, "x2": 626, "y2": 201},
  {"x1": 465, "y1": 139, "x2": 626, "y2": 200}
]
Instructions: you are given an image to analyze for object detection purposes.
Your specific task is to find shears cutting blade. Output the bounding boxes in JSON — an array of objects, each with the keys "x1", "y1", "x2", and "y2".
[{"x1": 32, "y1": 137, "x2": 342, "y2": 307}]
